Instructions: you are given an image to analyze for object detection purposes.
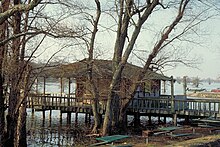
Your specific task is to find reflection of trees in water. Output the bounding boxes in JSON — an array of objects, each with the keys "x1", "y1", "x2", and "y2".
[
  {"x1": 26, "y1": 110, "x2": 89, "y2": 146},
  {"x1": 27, "y1": 125, "x2": 88, "y2": 146}
]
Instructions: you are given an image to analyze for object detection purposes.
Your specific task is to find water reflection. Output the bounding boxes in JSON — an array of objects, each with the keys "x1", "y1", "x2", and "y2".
[{"x1": 26, "y1": 109, "x2": 90, "y2": 146}]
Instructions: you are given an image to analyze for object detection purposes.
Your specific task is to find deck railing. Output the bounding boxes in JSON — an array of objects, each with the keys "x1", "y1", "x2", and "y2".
[{"x1": 27, "y1": 94, "x2": 220, "y2": 116}]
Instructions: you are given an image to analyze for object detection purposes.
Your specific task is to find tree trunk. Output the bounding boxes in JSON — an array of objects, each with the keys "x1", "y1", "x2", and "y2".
[
  {"x1": 112, "y1": 94, "x2": 119, "y2": 129},
  {"x1": 91, "y1": 98, "x2": 101, "y2": 133},
  {"x1": 0, "y1": 0, "x2": 9, "y2": 145},
  {"x1": 14, "y1": 89, "x2": 27, "y2": 147},
  {"x1": 6, "y1": 0, "x2": 24, "y2": 146},
  {"x1": 87, "y1": 0, "x2": 101, "y2": 134},
  {"x1": 0, "y1": 75, "x2": 5, "y2": 146},
  {"x1": 118, "y1": 107, "x2": 127, "y2": 131},
  {"x1": 102, "y1": 92, "x2": 113, "y2": 135},
  {"x1": 102, "y1": 65, "x2": 125, "y2": 135}
]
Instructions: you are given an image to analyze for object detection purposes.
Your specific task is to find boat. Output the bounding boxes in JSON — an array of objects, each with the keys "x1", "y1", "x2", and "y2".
[
  {"x1": 186, "y1": 87, "x2": 206, "y2": 93},
  {"x1": 211, "y1": 88, "x2": 220, "y2": 92}
]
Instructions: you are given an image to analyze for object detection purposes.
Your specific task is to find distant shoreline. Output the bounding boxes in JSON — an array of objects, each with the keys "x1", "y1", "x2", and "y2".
[{"x1": 187, "y1": 92, "x2": 220, "y2": 99}]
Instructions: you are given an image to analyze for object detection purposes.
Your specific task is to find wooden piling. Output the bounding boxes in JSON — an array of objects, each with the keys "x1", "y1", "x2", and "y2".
[
  {"x1": 158, "y1": 115, "x2": 161, "y2": 124},
  {"x1": 75, "y1": 112, "x2": 78, "y2": 125},
  {"x1": 171, "y1": 76, "x2": 174, "y2": 113},
  {"x1": 163, "y1": 81, "x2": 166, "y2": 94},
  {"x1": 88, "y1": 113, "x2": 91, "y2": 124},
  {"x1": 60, "y1": 111, "x2": 62, "y2": 125},
  {"x1": 173, "y1": 113, "x2": 177, "y2": 126},
  {"x1": 148, "y1": 115, "x2": 152, "y2": 125},
  {"x1": 183, "y1": 76, "x2": 187, "y2": 96},
  {"x1": 164, "y1": 116, "x2": 166, "y2": 124},
  {"x1": 49, "y1": 109, "x2": 52, "y2": 126},
  {"x1": 85, "y1": 113, "x2": 88, "y2": 124},
  {"x1": 42, "y1": 110, "x2": 45, "y2": 126},
  {"x1": 185, "y1": 115, "x2": 189, "y2": 124},
  {"x1": 134, "y1": 112, "x2": 140, "y2": 126},
  {"x1": 67, "y1": 112, "x2": 71, "y2": 124}
]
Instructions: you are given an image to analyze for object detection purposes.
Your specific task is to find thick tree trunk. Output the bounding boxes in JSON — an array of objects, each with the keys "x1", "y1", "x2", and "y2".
[
  {"x1": 87, "y1": 0, "x2": 101, "y2": 134},
  {"x1": 112, "y1": 94, "x2": 119, "y2": 129},
  {"x1": 6, "y1": 0, "x2": 25, "y2": 146},
  {"x1": 102, "y1": 65, "x2": 125, "y2": 135},
  {"x1": 0, "y1": 0, "x2": 9, "y2": 145},
  {"x1": 91, "y1": 99, "x2": 101, "y2": 133},
  {"x1": 14, "y1": 89, "x2": 27, "y2": 147},
  {"x1": 102, "y1": 92, "x2": 113, "y2": 135},
  {"x1": 0, "y1": 75, "x2": 5, "y2": 146},
  {"x1": 6, "y1": 89, "x2": 18, "y2": 147},
  {"x1": 118, "y1": 108, "x2": 127, "y2": 131}
]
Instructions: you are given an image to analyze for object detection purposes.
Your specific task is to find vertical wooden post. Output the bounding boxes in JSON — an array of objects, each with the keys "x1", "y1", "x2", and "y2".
[
  {"x1": 75, "y1": 112, "x2": 78, "y2": 125},
  {"x1": 171, "y1": 76, "x2": 174, "y2": 113},
  {"x1": 43, "y1": 77, "x2": 46, "y2": 95},
  {"x1": 173, "y1": 113, "x2": 177, "y2": 126},
  {"x1": 42, "y1": 110, "x2": 45, "y2": 126},
  {"x1": 67, "y1": 78, "x2": 71, "y2": 124},
  {"x1": 158, "y1": 115, "x2": 161, "y2": 124},
  {"x1": 89, "y1": 113, "x2": 91, "y2": 124},
  {"x1": 42, "y1": 77, "x2": 46, "y2": 125},
  {"x1": 35, "y1": 78, "x2": 38, "y2": 94},
  {"x1": 134, "y1": 112, "x2": 140, "y2": 127},
  {"x1": 49, "y1": 109, "x2": 52, "y2": 127},
  {"x1": 164, "y1": 116, "x2": 166, "y2": 124},
  {"x1": 60, "y1": 111, "x2": 62, "y2": 125},
  {"x1": 60, "y1": 77, "x2": 63, "y2": 107},
  {"x1": 31, "y1": 107, "x2": 35, "y2": 128},
  {"x1": 163, "y1": 80, "x2": 166, "y2": 94},
  {"x1": 148, "y1": 115, "x2": 152, "y2": 125},
  {"x1": 85, "y1": 113, "x2": 88, "y2": 124},
  {"x1": 171, "y1": 76, "x2": 177, "y2": 126},
  {"x1": 68, "y1": 78, "x2": 71, "y2": 106},
  {"x1": 185, "y1": 115, "x2": 189, "y2": 124},
  {"x1": 183, "y1": 76, "x2": 187, "y2": 97},
  {"x1": 67, "y1": 113, "x2": 71, "y2": 124}
]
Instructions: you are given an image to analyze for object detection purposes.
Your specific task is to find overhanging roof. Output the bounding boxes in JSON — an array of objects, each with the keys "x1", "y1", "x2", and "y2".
[{"x1": 35, "y1": 59, "x2": 172, "y2": 81}]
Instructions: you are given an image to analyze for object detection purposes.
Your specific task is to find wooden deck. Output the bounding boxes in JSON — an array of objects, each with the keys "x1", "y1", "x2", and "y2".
[{"x1": 26, "y1": 94, "x2": 220, "y2": 119}]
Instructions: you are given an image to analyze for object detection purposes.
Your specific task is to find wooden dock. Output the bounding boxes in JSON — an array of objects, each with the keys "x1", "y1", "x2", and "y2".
[{"x1": 26, "y1": 94, "x2": 220, "y2": 125}]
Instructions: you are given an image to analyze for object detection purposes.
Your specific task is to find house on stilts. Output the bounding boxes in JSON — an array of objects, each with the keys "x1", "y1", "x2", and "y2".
[{"x1": 30, "y1": 59, "x2": 217, "y2": 126}]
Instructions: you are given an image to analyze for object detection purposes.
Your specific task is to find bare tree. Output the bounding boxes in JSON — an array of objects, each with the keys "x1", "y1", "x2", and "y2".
[
  {"x1": 86, "y1": 0, "x2": 102, "y2": 133},
  {"x1": 0, "y1": 0, "x2": 85, "y2": 146},
  {"x1": 101, "y1": 0, "x2": 213, "y2": 135},
  {"x1": 0, "y1": 0, "x2": 9, "y2": 145}
]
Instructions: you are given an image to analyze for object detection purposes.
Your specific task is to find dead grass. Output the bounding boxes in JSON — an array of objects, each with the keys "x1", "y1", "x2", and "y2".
[{"x1": 165, "y1": 134, "x2": 220, "y2": 147}]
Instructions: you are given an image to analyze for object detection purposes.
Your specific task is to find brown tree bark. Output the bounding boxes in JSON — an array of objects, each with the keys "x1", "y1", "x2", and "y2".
[
  {"x1": 111, "y1": 0, "x2": 133, "y2": 130},
  {"x1": 6, "y1": 0, "x2": 22, "y2": 146},
  {"x1": 0, "y1": 0, "x2": 9, "y2": 145},
  {"x1": 87, "y1": 0, "x2": 101, "y2": 134},
  {"x1": 118, "y1": 0, "x2": 190, "y2": 129},
  {"x1": 102, "y1": 0, "x2": 159, "y2": 136}
]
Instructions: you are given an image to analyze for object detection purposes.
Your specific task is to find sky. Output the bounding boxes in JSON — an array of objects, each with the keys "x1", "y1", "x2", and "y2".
[
  {"x1": 165, "y1": 15, "x2": 220, "y2": 79},
  {"x1": 34, "y1": 1, "x2": 220, "y2": 80}
]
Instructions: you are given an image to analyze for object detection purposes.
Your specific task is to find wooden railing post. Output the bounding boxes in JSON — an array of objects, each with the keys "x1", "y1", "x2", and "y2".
[{"x1": 170, "y1": 76, "x2": 174, "y2": 113}]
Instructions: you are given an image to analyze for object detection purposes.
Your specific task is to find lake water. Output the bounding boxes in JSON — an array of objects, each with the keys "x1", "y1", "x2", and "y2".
[{"x1": 26, "y1": 81, "x2": 220, "y2": 146}]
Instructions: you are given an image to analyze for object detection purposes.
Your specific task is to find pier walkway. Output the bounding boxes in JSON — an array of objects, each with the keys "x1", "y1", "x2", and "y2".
[{"x1": 26, "y1": 94, "x2": 220, "y2": 119}]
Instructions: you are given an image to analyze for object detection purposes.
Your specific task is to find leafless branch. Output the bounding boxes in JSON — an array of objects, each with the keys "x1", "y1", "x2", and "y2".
[{"x1": 0, "y1": 0, "x2": 42, "y2": 24}]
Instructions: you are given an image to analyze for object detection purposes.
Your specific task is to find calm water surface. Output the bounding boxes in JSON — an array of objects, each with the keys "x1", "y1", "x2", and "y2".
[{"x1": 26, "y1": 82, "x2": 220, "y2": 146}]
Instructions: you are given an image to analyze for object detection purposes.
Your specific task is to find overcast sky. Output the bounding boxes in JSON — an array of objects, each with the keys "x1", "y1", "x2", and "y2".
[
  {"x1": 35, "y1": 1, "x2": 220, "y2": 79},
  {"x1": 165, "y1": 15, "x2": 220, "y2": 79}
]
